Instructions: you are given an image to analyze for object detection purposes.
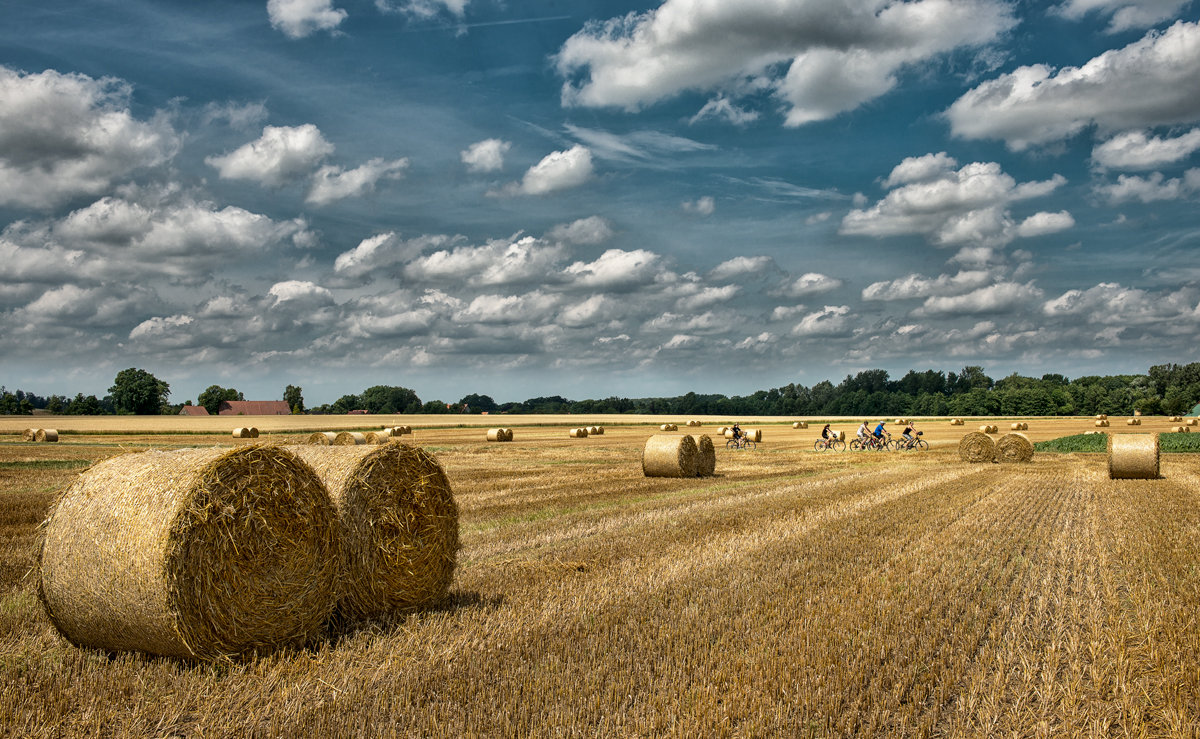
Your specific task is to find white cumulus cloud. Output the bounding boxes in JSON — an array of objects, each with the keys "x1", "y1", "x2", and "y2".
[
  {"x1": 1053, "y1": 0, "x2": 1191, "y2": 33},
  {"x1": 461, "y1": 138, "x2": 511, "y2": 173},
  {"x1": 207, "y1": 124, "x2": 334, "y2": 186},
  {"x1": 511, "y1": 145, "x2": 594, "y2": 195},
  {"x1": 547, "y1": 216, "x2": 613, "y2": 245},
  {"x1": 776, "y1": 272, "x2": 843, "y2": 298},
  {"x1": 306, "y1": 157, "x2": 409, "y2": 205},
  {"x1": 1092, "y1": 129, "x2": 1200, "y2": 170},
  {"x1": 792, "y1": 305, "x2": 852, "y2": 337},
  {"x1": 947, "y1": 21, "x2": 1200, "y2": 150},
  {"x1": 267, "y1": 0, "x2": 348, "y2": 38}
]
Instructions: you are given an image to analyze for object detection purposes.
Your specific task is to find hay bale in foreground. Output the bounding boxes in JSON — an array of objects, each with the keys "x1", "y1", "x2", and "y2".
[
  {"x1": 959, "y1": 432, "x2": 995, "y2": 463},
  {"x1": 22, "y1": 428, "x2": 36, "y2": 441},
  {"x1": 35, "y1": 429, "x2": 59, "y2": 443},
  {"x1": 995, "y1": 433, "x2": 1034, "y2": 463},
  {"x1": 643, "y1": 434, "x2": 698, "y2": 478},
  {"x1": 334, "y1": 431, "x2": 365, "y2": 446},
  {"x1": 689, "y1": 434, "x2": 716, "y2": 477},
  {"x1": 289, "y1": 443, "x2": 458, "y2": 620},
  {"x1": 1108, "y1": 434, "x2": 1159, "y2": 480},
  {"x1": 38, "y1": 446, "x2": 337, "y2": 659},
  {"x1": 307, "y1": 432, "x2": 338, "y2": 445},
  {"x1": 569, "y1": 428, "x2": 588, "y2": 438}
]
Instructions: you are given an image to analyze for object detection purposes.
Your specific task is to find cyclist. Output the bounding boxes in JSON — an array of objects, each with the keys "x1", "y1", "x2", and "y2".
[
  {"x1": 731, "y1": 422, "x2": 742, "y2": 442},
  {"x1": 873, "y1": 420, "x2": 887, "y2": 444},
  {"x1": 820, "y1": 423, "x2": 834, "y2": 448},
  {"x1": 856, "y1": 420, "x2": 871, "y2": 445},
  {"x1": 900, "y1": 420, "x2": 917, "y2": 448}
]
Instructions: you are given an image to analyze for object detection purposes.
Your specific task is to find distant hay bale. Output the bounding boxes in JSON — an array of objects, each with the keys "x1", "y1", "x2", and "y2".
[
  {"x1": 1094, "y1": 420, "x2": 1110, "y2": 428},
  {"x1": 389, "y1": 426, "x2": 412, "y2": 436},
  {"x1": 1021, "y1": 422, "x2": 1029, "y2": 430},
  {"x1": 659, "y1": 424, "x2": 672, "y2": 432},
  {"x1": 1168, "y1": 416, "x2": 1182, "y2": 422},
  {"x1": 1170, "y1": 426, "x2": 1187, "y2": 433},
  {"x1": 1095, "y1": 414, "x2": 1108, "y2": 420},
  {"x1": 1126, "y1": 418, "x2": 1141, "y2": 426},
  {"x1": 792, "y1": 422, "x2": 801, "y2": 429},
  {"x1": 307, "y1": 432, "x2": 338, "y2": 445},
  {"x1": 642, "y1": 434, "x2": 698, "y2": 478},
  {"x1": 717, "y1": 426, "x2": 728, "y2": 435},
  {"x1": 689, "y1": 434, "x2": 716, "y2": 477},
  {"x1": 1108, "y1": 433, "x2": 1159, "y2": 480},
  {"x1": 949, "y1": 419, "x2": 964, "y2": 426},
  {"x1": 569, "y1": 428, "x2": 588, "y2": 438},
  {"x1": 334, "y1": 431, "x2": 366, "y2": 446},
  {"x1": 1187, "y1": 419, "x2": 1197, "y2": 426},
  {"x1": 979, "y1": 424, "x2": 994, "y2": 434},
  {"x1": 22, "y1": 428, "x2": 36, "y2": 441},
  {"x1": 38, "y1": 446, "x2": 337, "y2": 659},
  {"x1": 743, "y1": 428, "x2": 763, "y2": 443},
  {"x1": 486, "y1": 428, "x2": 513, "y2": 442},
  {"x1": 504, "y1": 428, "x2": 514, "y2": 441},
  {"x1": 35, "y1": 429, "x2": 59, "y2": 443},
  {"x1": 593, "y1": 426, "x2": 604, "y2": 435},
  {"x1": 1010, "y1": 423, "x2": 1022, "y2": 431},
  {"x1": 958, "y1": 432, "x2": 996, "y2": 463},
  {"x1": 995, "y1": 433, "x2": 1034, "y2": 463},
  {"x1": 687, "y1": 420, "x2": 701, "y2": 427},
  {"x1": 724, "y1": 429, "x2": 735, "y2": 439},
  {"x1": 250, "y1": 427, "x2": 260, "y2": 438},
  {"x1": 363, "y1": 432, "x2": 389, "y2": 444},
  {"x1": 289, "y1": 443, "x2": 458, "y2": 620},
  {"x1": 232, "y1": 428, "x2": 253, "y2": 439}
]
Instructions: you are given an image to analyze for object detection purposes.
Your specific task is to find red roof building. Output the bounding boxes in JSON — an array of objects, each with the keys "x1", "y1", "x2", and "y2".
[
  {"x1": 218, "y1": 400, "x2": 291, "y2": 416},
  {"x1": 179, "y1": 405, "x2": 210, "y2": 416}
]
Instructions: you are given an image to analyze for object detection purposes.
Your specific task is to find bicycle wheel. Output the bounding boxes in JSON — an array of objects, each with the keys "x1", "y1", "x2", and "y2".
[
  {"x1": 745, "y1": 440, "x2": 756, "y2": 450},
  {"x1": 726, "y1": 439, "x2": 738, "y2": 449},
  {"x1": 833, "y1": 439, "x2": 846, "y2": 451},
  {"x1": 881, "y1": 439, "x2": 893, "y2": 451},
  {"x1": 916, "y1": 439, "x2": 929, "y2": 450},
  {"x1": 813, "y1": 440, "x2": 824, "y2": 452},
  {"x1": 849, "y1": 439, "x2": 861, "y2": 451}
]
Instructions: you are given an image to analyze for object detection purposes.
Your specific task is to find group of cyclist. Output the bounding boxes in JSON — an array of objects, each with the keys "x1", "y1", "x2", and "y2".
[{"x1": 818, "y1": 419, "x2": 922, "y2": 451}]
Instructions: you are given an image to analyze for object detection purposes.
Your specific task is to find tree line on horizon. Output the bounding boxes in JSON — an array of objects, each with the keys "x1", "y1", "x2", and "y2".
[{"x1": 3, "y1": 363, "x2": 1200, "y2": 418}]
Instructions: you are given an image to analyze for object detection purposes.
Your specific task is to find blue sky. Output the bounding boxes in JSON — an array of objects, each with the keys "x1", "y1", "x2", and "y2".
[{"x1": 2, "y1": 0, "x2": 1199, "y2": 405}]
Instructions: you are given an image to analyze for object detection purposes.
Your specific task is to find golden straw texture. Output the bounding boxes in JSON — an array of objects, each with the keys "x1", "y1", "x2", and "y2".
[
  {"x1": 289, "y1": 443, "x2": 459, "y2": 621},
  {"x1": 35, "y1": 429, "x2": 58, "y2": 443},
  {"x1": 995, "y1": 433, "x2": 1034, "y2": 463},
  {"x1": 689, "y1": 435, "x2": 716, "y2": 477},
  {"x1": 958, "y1": 432, "x2": 996, "y2": 463},
  {"x1": 333, "y1": 431, "x2": 365, "y2": 446},
  {"x1": 569, "y1": 428, "x2": 588, "y2": 438},
  {"x1": 363, "y1": 432, "x2": 388, "y2": 444},
  {"x1": 743, "y1": 429, "x2": 763, "y2": 443},
  {"x1": 22, "y1": 428, "x2": 36, "y2": 441},
  {"x1": 486, "y1": 428, "x2": 513, "y2": 442},
  {"x1": 38, "y1": 446, "x2": 338, "y2": 659},
  {"x1": 307, "y1": 432, "x2": 337, "y2": 445},
  {"x1": 232, "y1": 428, "x2": 253, "y2": 438},
  {"x1": 1108, "y1": 433, "x2": 1159, "y2": 480},
  {"x1": 642, "y1": 434, "x2": 699, "y2": 478}
]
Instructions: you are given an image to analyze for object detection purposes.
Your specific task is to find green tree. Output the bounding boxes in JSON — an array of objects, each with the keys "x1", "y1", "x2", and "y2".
[
  {"x1": 283, "y1": 384, "x2": 305, "y2": 414},
  {"x1": 66, "y1": 393, "x2": 102, "y2": 415},
  {"x1": 108, "y1": 368, "x2": 170, "y2": 415},
  {"x1": 458, "y1": 393, "x2": 497, "y2": 413},
  {"x1": 360, "y1": 385, "x2": 421, "y2": 414},
  {"x1": 421, "y1": 400, "x2": 451, "y2": 414},
  {"x1": 198, "y1": 385, "x2": 244, "y2": 415}
]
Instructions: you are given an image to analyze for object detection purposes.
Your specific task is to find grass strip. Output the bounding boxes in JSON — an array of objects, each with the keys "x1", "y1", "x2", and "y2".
[{"x1": 1035, "y1": 432, "x2": 1200, "y2": 454}]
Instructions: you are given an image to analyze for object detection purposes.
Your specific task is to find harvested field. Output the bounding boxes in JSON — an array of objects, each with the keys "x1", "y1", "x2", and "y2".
[{"x1": 3, "y1": 416, "x2": 1200, "y2": 735}]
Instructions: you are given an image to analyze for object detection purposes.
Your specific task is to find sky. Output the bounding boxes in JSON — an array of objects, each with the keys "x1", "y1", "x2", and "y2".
[{"x1": 1, "y1": 0, "x2": 1199, "y2": 406}]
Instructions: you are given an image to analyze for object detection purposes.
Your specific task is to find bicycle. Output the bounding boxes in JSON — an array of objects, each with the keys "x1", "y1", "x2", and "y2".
[
  {"x1": 814, "y1": 436, "x2": 846, "y2": 452},
  {"x1": 894, "y1": 431, "x2": 928, "y2": 451},
  {"x1": 726, "y1": 436, "x2": 756, "y2": 450},
  {"x1": 852, "y1": 433, "x2": 890, "y2": 451}
]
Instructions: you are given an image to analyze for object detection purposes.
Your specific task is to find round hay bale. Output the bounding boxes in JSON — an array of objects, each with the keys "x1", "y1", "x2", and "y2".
[
  {"x1": 1095, "y1": 414, "x2": 1108, "y2": 420},
  {"x1": 724, "y1": 429, "x2": 736, "y2": 439},
  {"x1": 642, "y1": 434, "x2": 699, "y2": 478},
  {"x1": 949, "y1": 419, "x2": 963, "y2": 426},
  {"x1": 503, "y1": 428, "x2": 514, "y2": 441},
  {"x1": 288, "y1": 443, "x2": 458, "y2": 620},
  {"x1": 36, "y1": 429, "x2": 59, "y2": 443},
  {"x1": 995, "y1": 433, "x2": 1034, "y2": 463},
  {"x1": 1126, "y1": 418, "x2": 1140, "y2": 426},
  {"x1": 1109, "y1": 433, "x2": 1159, "y2": 480},
  {"x1": 591, "y1": 426, "x2": 604, "y2": 435},
  {"x1": 486, "y1": 428, "x2": 504, "y2": 442},
  {"x1": 689, "y1": 434, "x2": 716, "y2": 477},
  {"x1": 250, "y1": 427, "x2": 260, "y2": 439},
  {"x1": 1187, "y1": 419, "x2": 1197, "y2": 426},
  {"x1": 1170, "y1": 425, "x2": 1186, "y2": 433},
  {"x1": 38, "y1": 446, "x2": 337, "y2": 659},
  {"x1": 307, "y1": 432, "x2": 337, "y2": 445},
  {"x1": 22, "y1": 428, "x2": 37, "y2": 441},
  {"x1": 1168, "y1": 416, "x2": 1182, "y2": 422},
  {"x1": 1010, "y1": 423, "x2": 1022, "y2": 431},
  {"x1": 569, "y1": 428, "x2": 588, "y2": 438},
  {"x1": 333, "y1": 431, "x2": 365, "y2": 446},
  {"x1": 958, "y1": 432, "x2": 995, "y2": 463},
  {"x1": 232, "y1": 428, "x2": 250, "y2": 439},
  {"x1": 659, "y1": 424, "x2": 671, "y2": 432},
  {"x1": 744, "y1": 428, "x2": 762, "y2": 443},
  {"x1": 363, "y1": 432, "x2": 389, "y2": 444},
  {"x1": 1094, "y1": 420, "x2": 1110, "y2": 428}
]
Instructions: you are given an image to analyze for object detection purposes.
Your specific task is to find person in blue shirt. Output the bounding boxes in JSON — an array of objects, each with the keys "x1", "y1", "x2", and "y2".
[{"x1": 873, "y1": 421, "x2": 887, "y2": 440}]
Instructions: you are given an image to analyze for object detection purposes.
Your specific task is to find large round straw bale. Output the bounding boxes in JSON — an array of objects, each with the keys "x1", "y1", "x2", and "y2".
[
  {"x1": 1108, "y1": 433, "x2": 1159, "y2": 480},
  {"x1": 232, "y1": 428, "x2": 253, "y2": 439},
  {"x1": 38, "y1": 446, "x2": 337, "y2": 659},
  {"x1": 743, "y1": 428, "x2": 762, "y2": 442},
  {"x1": 689, "y1": 434, "x2": 716, "y2": 477},
  {"x1": 36, "y1": 429, "x2": 59, "y2": 443},
  {"x1": 334, "y1": 431, "x2": 365, "y2": 446},
  {"x1": 1095, "y1": 414, "x2": 1108, "y2": 420},
  {"x1": 288, "y1": 443, "x2": 458, "y2": 620},
  {"x1": 1126, "y1": 418, "x2": 1140, "y2": 426},
  {"x1": 958, "y1": 432, "x2": 995, "y2": 463},
  {"x1": 591, "y1": 426, "x2": 604, "y2": 435},
  {"x1": 949, "y1": 419, "x2": 962, "y2": 426},
  {"x1": 23, "y1": 428, "x2": 37, "y2": 441},
  {"x1": 486, "y1": 428, "x2": 504, "y2": 442},
  {"x1": 503, "y1": 428, "x2": 514, "y2": 441},
  {"x1": 250, "y1": 427, "x2": 260, "y2": 439},
  {"x1": 1168, "y1": 416, "x2": 1182, "y2": 422},
  {"x1": 1094, "y1": 420, "x2": 1109, "y2": 428},
  {"x1": 307, "y1": 432, "x2": 337, "y2": 445},
  {"x1": 995, "y1": 433, "x2": 1034, "y2": 463},
  {"x1": 569, "y1": 428, "x2": 588, "y2": 438},
  {"x1": 659, "y1": 424, "x2": 671, "y2": 432},
  {"x1": 1170, "y1": 425, "x2": 1186, "y2": 433},
  {"x1": 363, "y1": 432, "x2": 389, "y2": 444},
  {"x1": 643, "y1": 434, "x2": 698, "y2": 478},
  {"x1": 723, "y1": 428, "x2": 735, "y2": 439},
  {"x1": 1188, "y1": 419, "x2": 1198, "y2": 426}
]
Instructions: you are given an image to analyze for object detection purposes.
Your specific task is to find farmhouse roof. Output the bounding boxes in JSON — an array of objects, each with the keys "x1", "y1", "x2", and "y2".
[
  {"x1": 218, "y1": 400, "x2": 291, "y2": 415},
  {"x1": 179, "y1": 405, "x2": 210, "y2": 416}
]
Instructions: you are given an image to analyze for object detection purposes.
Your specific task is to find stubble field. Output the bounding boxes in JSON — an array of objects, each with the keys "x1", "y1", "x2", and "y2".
[{"x1": 2, "y1": 415, "x2": 1198, "y2": 737}]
